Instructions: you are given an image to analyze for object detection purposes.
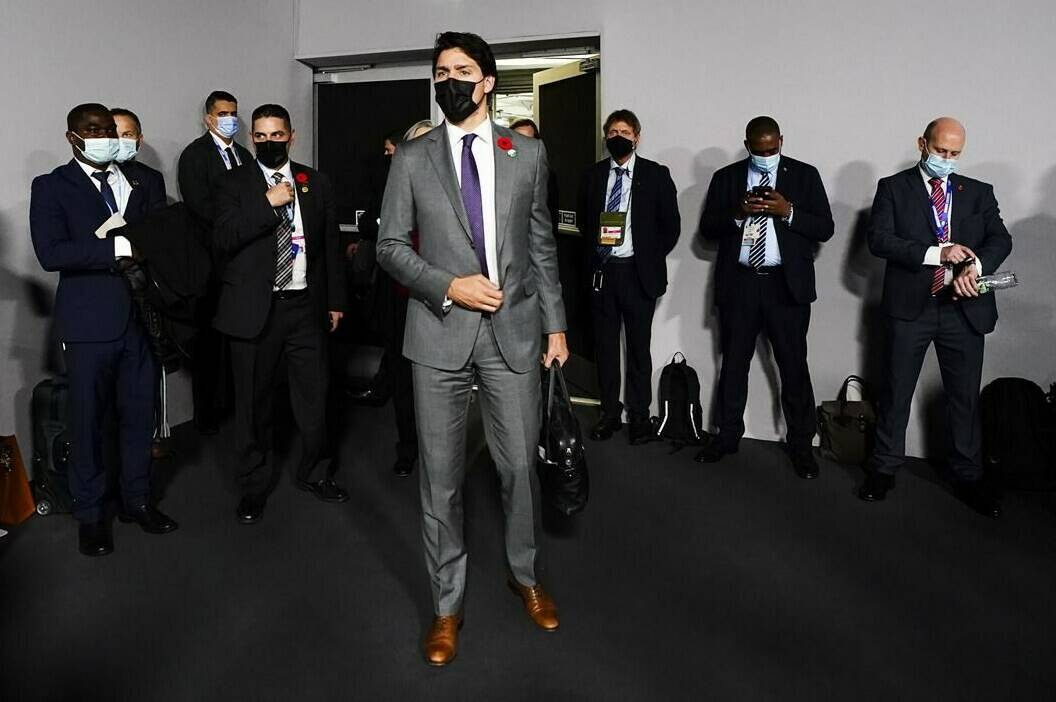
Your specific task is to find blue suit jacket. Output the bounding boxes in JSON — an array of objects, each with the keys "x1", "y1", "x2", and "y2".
[{"x1": 30, "y1": 159, "x2": 166, "y2": 343}]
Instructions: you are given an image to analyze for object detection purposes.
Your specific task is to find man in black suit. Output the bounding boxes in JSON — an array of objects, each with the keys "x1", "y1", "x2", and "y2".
[
  {"x1": 29, "y1": 103, "x2": 177, "y2": 556},
  {"x1": 213, "y1": 104, "x2": 348, "y2": 523},
  {"x1": 112, "y1": 107, "x2": 173, "y2": 460},
  {"x1": 177, "y1": 91, "x2": 254, "y2": 435},
  {"x1": 861, "y1": 117, "x2": 1012, "y2": 517},
  {"x1": 696, "y1": 116, "x2": 834, "y2": 477},
  {"x1": 578, "y1": 109, "x2": 681, "y2": 444}
]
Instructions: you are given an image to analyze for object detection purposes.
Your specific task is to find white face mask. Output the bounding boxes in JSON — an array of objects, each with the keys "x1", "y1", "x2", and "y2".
[
  {"x1": 114, "y1": 138, "x2": 139, "y2": 163},
  {"x1": 750, "y1": 152, "x2": 780, "y2": 172},
  {"x1": 73, "y1": 134, "x2": 120, "y2": 164}
]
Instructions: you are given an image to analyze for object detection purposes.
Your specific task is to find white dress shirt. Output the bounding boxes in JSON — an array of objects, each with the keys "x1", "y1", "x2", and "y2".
[
  {"x1": 445, "y1": 119, "x2": 499, "y2": 286},
  {"x1": 258, "y1": 158, "x2": 308, "y2": 291},
  {"x1": 919, "y1": 166, "x2": 983, "y2": 283},
  {"x1": 211, "y1": 130, "x2": 242, "y2": 170},
  {"x1": 737, "y1": 160, "x2": 784, "y2": 267},
  {"x1": 78, "y1": 159, "x2": 133, "y2": 258},
  {"x1": 602, "y1": 153, "x2": 636, "y2": 258}
]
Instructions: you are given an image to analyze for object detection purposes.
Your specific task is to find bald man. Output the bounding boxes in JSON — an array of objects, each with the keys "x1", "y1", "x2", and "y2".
[{"x1": 861, "y1": 117, "x2": 1012, "y2": 517}]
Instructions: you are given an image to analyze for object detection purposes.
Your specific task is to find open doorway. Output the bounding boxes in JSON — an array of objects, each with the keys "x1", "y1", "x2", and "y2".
[{"x1": 306, "y1": 36, "x2": 602, "y2": 399}]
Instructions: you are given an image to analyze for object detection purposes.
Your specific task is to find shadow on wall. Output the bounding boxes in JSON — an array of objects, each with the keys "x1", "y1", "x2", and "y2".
[{"x1": 834, "y1": 160, "x2": 884, "y2": 388}]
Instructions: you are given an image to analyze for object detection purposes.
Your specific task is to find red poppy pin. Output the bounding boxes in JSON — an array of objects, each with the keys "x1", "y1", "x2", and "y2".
[
  {"x1": 295, "y1": 172, "x2": 309, "y2": 192},
  {"x1": 957, "y1": 184, "x2": 964, "y2": 192},
  {"x1": 497, "y1": 136, "x2": 517, "y2": 158}
]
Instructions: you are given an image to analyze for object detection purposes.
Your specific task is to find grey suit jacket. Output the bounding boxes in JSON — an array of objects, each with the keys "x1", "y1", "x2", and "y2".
[{"x1": 376, "y1": 122, "x2": 566, "y2": 373}]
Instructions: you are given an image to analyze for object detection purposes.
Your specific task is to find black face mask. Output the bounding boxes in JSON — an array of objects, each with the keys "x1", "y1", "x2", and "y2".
[
  {"x1": 606, "y1": 135, "x2": 635, "y2": 161},
  {"x1": 434, "y1": 77, "x2": 484, "y2": 124},
  {"x1": 256, "y1": 139, "x2": 289, "y2": 169}
]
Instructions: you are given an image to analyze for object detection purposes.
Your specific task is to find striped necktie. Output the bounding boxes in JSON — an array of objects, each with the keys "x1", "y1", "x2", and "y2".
[
  {"x1": 747, "y1": 169, "x2": 771, "y2": 269},
  {"x1": 596, "y1": 167, "x2": 627, "y2": 263},
  {"x1": 929, "y1": 177, "x2": 949, "y2": 295},
  {"x1": 272, "y1": 172, "x2": 294, "y2": 289}
]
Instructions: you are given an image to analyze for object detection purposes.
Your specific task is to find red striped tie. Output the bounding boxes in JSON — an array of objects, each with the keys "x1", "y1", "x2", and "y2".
[{"x1": 929, "y1": 177, "x2": 948, "y2": 296}]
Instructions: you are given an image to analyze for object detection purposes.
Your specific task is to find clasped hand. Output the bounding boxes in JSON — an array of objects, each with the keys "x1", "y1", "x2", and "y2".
[{"x1": 447, "y1": 274, "x2": 504, "y2": 313}]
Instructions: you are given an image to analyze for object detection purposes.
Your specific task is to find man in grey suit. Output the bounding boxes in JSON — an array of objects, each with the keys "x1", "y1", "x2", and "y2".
[{"x1": 377, "y1": 31, "x2": 568, "y2": 667}]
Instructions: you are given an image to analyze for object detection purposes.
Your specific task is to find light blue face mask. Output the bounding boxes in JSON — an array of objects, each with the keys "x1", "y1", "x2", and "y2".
[
  {"x1": 114, "y1": 138, "x2": 139, "y2": 163},
  {"x1": 215, "y1": 115, "x2": 239, "y2": 139},
  {"x1": 920, "y1": 148, "x2": 957, "y2": 179},
  {"x1": 750, "y1": 152, "x2": 780, "y2": 172},
  {"x1": 74, "y1": 135, "x2": 120, "y2": 164}
]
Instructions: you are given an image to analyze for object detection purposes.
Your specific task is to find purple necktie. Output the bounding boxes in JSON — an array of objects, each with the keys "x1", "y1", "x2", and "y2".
[{"x1": 460, "y1": 133, "x2": 488, "y2": 278}]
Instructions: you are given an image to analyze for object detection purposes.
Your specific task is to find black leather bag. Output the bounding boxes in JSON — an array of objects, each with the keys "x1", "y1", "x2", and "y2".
[
  {"x1": 537, "y1": 364, "x2": 589, "y2": 516},
  {"x1": 817, "y1": 375, "x2": 876, "y2": 465}
]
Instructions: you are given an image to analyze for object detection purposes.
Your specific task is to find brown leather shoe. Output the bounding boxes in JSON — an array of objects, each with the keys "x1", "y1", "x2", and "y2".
[
  {"x1": 508, "y1": 581, "x2": 560, "y2": 631},
  {"x1": 423, "y1": 614, "x2": 462, "y2": 666}
]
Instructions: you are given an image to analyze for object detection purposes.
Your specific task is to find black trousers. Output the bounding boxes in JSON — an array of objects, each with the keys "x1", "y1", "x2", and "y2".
[
  {"x1": 715, "y1": 266, "x2": 815, "y2": 450},
  {"x1": 65, "y1": 316, "x2": 156, "y2": 523},
  {"x1": 383, "y1": 285, "x2": 417, "y2": 463},
  {"x1": 228, "y1": 292, "x2": 329, "y2": 500},
  {"x1": 590, "y1": 256, "x2": 657, "y2": 421},
  {"x1": 870, "y1": 299, "x2": 985, "y2": 481},
  {"x1": 191, "y1": 286, "x2": 230, "y2": 429}
]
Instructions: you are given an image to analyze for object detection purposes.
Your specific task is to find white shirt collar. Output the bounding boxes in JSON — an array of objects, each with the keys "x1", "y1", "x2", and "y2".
[
  {"x1": 919, "y1": 164, "x2": 949, "y2": 187},
  {"x1": 76, "y1": 158, "x2": 119, "y2": 180},
  {"x1": 209, "y1": 130, "x2": 236, "y2": 151},
  {"x1": 258, "y1": 159, "x2": 294, "y2": 183},
  {"x1": 445, "y1": 118, "x2": 493, "y2": 148},
  {"x1": 611, "y1": 152, "x2": 636, "y2": 175}
]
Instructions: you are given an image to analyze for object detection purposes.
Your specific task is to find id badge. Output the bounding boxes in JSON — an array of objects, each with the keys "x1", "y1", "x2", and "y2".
[
  {"x1": 592, "y1": 270, "x2": 604, "y2": 292},
  {"x1": 741, "y1": 219, "x2": 764, "y2": 247},
  {"x1": 597, "y1": 211, "x2": 627, "y2": 247}
]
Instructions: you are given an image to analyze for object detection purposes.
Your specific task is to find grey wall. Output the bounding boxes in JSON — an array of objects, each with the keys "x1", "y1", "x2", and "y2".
[
  {"x1": 0, "y1": 0, "x2": 313, "y2": 451},
  {"x1": 297, "y1": 0, "x2": 1056, "y2": 456}
]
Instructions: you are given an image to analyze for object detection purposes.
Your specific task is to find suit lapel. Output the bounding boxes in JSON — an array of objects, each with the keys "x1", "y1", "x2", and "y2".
[
  {"x1": 493, "y1": 123, "x2": 515, "y2": 265},
  {"x1": 949, "y1": 173, "x2": 968, "y2": 230},
  {"x1": 426, "y1": 127, "x2": 472, "y2": 241},
  {"x1": 290, "y1": 163, "x2": 317, "y2": 246},
  {"x1": 121, "y1": 165, "x2": 144, "y2": 217},
  {"x1": 60, "y1": 160, "x2": 111, "y2": 221}
]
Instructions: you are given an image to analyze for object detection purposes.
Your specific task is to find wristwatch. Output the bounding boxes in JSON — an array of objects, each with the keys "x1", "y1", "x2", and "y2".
[{"x1": 781, "y1": 202, "x2": 794, "y2": 224}]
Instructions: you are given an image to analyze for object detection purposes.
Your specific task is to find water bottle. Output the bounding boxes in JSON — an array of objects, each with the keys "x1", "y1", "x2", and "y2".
[{"x1": 976, "y1": 271, "x2": 1018, "y2": 294}]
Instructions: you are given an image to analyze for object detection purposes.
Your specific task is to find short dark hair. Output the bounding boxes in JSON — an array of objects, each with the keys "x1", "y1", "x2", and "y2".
[
  {"x1": 385, "y1": 129, "x2": 404, "y2": 145},
  {"x1": 923, "y1": 119, "x2": 939, "y2": 141},
  {"x1": 509, "y1": 118, "x2": 540, "y2": 137},
  {"x1": 746, "y1": 116, "x2": 781, "y2": 140},
  {"x1": 205, "y1": 90, "x2": 237, "y2": 114},
  {"x1": 432, "y1": 32, "x2": 497, "y2": 80},
  {"x1": 603, "y1": 109, "x2": 641, "y2": 136},
  {"x1": 251, "y1": 104, "x2": 292, "y2": 131},
  {"x1": 110, "y1": 108, "x2": 142, "y2": 133},
  {"x1": 67, "y1": 103, "x2": 110, "y2": 131}
]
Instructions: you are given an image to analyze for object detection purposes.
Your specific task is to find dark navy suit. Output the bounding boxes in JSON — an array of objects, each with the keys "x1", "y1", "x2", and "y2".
[{"x1": 30, "y1": 159, "x2": 166, "y2": 522}]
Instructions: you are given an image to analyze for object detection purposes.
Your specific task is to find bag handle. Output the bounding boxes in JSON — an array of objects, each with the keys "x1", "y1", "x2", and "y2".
[{"x1": 837, "y1": 375, "x2": 870, "y2": 412}]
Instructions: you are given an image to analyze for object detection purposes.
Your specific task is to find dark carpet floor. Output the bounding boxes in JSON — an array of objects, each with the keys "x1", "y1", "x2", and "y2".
[{"x1": 3, "y1": 402, "x2": 1056, "y2": 702}]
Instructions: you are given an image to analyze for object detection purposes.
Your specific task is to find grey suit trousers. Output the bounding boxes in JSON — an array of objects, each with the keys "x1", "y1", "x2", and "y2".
[{"x1": 412, "y1": 317, "x2": 541, "y2": 616}]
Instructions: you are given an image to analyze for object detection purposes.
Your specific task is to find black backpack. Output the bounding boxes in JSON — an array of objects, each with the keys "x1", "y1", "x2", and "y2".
[
  {"x1": 980, "y1": 377, "x2": 1056, "y2": 490},
  {"x1": 655, "y1": 353, "x2": 704, "y2": 446}
]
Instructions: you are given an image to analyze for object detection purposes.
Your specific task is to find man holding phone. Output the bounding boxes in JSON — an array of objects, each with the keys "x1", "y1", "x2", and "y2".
[{"x1": 697, "y1": 116, "x2": 834, "y2": 477}]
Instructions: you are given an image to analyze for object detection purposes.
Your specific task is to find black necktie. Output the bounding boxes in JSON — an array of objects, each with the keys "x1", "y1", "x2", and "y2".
[
  {"x1": 92, "y1": 171, "x2": 118, "y2": 214},
  {"x1": 224, "y1": 147, "x2": 237, "y2": 170}
]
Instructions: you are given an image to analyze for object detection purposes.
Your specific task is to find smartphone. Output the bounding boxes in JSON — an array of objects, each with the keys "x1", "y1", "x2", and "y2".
[{"x1": 751, "y1": 185, "x2": 773, "y2": 197}]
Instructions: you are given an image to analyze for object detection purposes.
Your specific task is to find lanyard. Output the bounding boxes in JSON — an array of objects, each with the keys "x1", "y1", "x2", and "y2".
[
  {"x1": 216, "y1": 141, "x2": 239, "y2": 169},
  {"x1": 928, "y1": 178, "x2": 953, "y2": 240}
]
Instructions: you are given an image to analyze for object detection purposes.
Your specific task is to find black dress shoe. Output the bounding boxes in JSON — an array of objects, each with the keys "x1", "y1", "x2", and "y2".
[
  {"x1": 78, "y1": 521, "x2": 113, "y2": 557},
  {"x1": 237, "y1": 497, "x2": 265, "y2": 524},
  {"x1": 627, "y1": 418, "x2": 655, "y2": 446},
  {"x1": 694, "y1": 440, "x2": 738, "y2": 463},
  {"x1": 118, "y1": 505, "x2": 178, "y2": 534},
  {"x1": 953, "y1": 480, "x2": 1001, "y2": 518},
  {"x1": 791, "y1": 448, "x2": 819, "y2": 480},
  {"x1": 297, "y1": 478, "x2": 350, "y2": 503},
  {"x1": 858, "y1": 472, "x2": 894, "y2": 501},
  {"x1": 590, "y1": 414, "x2": 622, "y2": 441}
]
